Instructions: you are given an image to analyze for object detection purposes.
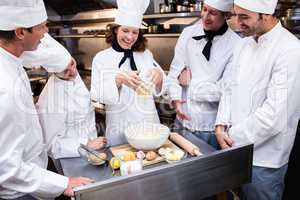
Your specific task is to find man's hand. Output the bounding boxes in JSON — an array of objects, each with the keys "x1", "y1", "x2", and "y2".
[
  {"x1": 215, "y1": 125, "x2": 233, "y2": 149},
  {"x1": 115, "y1": 71, "x2": 142, "y2": 90},
  {"x1": 87, "y1": 137, "x2": 107, "y2": 150},
  {"x1": 55, "y1": 58, "x2": 78, "y2": 81},
  {"x1": 178, "y1": 67, "x2": 192, "y2": 87},
  {"x1": 63, "y1": 177, "x2": 94, "y2": 197},
  {"x1": 172, "y1": 100, "x2": 191, "y2": 121}
]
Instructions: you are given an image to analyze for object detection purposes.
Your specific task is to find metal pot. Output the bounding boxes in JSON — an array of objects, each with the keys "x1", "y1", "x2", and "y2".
[
  {"x1": 160, "y1": 3, "x2": 167, "y2": 13},
  {"x1": 281, "y1": 16, "x2": 300, "y2": 30},
  {"x1": 281, "y1": 7, "x2": 300, "y2": 30},
  {"x1": 148, "y1": 24, "x2": 164, "y2": 34},
  {"x1": 190, "y1": 2, "x2": 202, "y2": 12},
  {"x1": 176, "y1": 4, "x2": 189, "y2": 12},
  {"x1": 285, "y1": 8, "x2": 300, "y2": 18},
  {"x1": 165, "y1": 0, "x2": 177, "y2": 12},
  {"x1": 160, "y1": 3, "x2": 173, "y2": 13}
]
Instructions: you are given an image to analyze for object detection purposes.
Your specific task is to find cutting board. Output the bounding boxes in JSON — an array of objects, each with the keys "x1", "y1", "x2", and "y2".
[{"x1": 110, "y1": 140, "x2": 181, "y2": 166}]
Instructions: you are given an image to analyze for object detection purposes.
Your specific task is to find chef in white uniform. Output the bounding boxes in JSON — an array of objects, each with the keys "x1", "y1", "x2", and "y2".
[
  {"x1": 0, "y1": 1, "x2": 93, "y2": 199},
  {"x1": 215, "y1": 0, "x2": 300, "y2": 199},
  {"x1": 21, "y1": 22, "x2": 106, "y2": 164},
  {"x1": 167, "y1": 0, "x2": 240, "y2": 149},
  {"x1": 36, "y1": 72, "x2": 107, "y2": 161},
  {"x1": 91, "y1": 0, "x2": 166, "y2": 146}
]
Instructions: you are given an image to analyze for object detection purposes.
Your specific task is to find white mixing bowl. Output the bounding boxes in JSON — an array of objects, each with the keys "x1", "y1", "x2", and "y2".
[{"x1": 125, "y1": 123, "x2": 170, "y2": 150}]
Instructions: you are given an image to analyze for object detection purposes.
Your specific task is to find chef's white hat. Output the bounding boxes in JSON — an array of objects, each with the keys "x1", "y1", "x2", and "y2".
[
  {"x1": 204, "y1": 0, "x2": 233, "y2": 12},
  {"x1": 0, "y1": 0, "x2": 47, "y2": 31},
  {"x1": 234, "y1": 0, "x2": 278, "y2": 14},
  {"x1": 114, "y1": 0, "x2": 150, "y2": 28}
]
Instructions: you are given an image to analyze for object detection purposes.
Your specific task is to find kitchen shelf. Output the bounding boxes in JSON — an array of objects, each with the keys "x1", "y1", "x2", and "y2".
[
  {"x1": 50, "y1": 10, "x2": 201, "y2": 23},
  {"x1": 54, "y1": 34, "x2": 106, "y2": 38},
  {"x1": 144, "y1": 33, "x2": 180, "y2": 37},
  {"x1": 54, "y1": 33, "x2": 181, "y2": 39},
  {"x1": 56, "y1": 9, "x2": 116, "y2": 22},
  {"x1": 143, "y1": 12, "x2": 201, "y2": 19}
]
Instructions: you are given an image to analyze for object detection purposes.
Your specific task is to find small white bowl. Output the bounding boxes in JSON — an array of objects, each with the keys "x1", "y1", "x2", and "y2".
[{"x1": 125, "y1": 123, "x2": 170, "y2": 151}]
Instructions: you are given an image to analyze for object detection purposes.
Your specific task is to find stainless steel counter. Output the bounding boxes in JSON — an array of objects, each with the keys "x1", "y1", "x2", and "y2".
[{"x1": 60, "y1": 132, "x2": 253, "y2": 200}]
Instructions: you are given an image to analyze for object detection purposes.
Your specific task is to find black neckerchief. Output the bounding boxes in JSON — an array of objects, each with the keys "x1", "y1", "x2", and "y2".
[
  {"x1": 192, "y1": 22, "x2": 228, "y2": 61},
  {"x1": 112, "y1": 39, "x2": 137, "y2": 71}
]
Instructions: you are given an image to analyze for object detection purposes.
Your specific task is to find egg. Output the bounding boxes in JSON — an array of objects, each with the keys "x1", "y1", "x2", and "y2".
[{"x1": 145, "y1": 151, "x2": 158, "y2": 161}]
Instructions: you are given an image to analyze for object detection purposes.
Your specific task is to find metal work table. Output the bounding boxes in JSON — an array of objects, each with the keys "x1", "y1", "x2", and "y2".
[{"x1": 60, "y1": 132, "x2": 253, "y2": 200}]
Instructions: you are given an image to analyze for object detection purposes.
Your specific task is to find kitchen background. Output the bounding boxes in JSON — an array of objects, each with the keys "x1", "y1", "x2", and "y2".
[
  {"x1": 25, "y1": 1, "x2": 299, "y2": 198},
  {"x1": 28, "y1": 0, "x2": 300, "y2": 132}
]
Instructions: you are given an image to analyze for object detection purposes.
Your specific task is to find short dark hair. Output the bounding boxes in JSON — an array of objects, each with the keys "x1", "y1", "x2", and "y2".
[
  {"x1": 0, "y1": 27, "x2": 33, "y2": 41},
  {"x1": 26, "y1": 27, "x2": 33, "y2": 33},
  {"x1": 105, "y1": 23, "x2": 147, "y2": 52},
  {"x1": 0, "y1": 30, "x2": 16, "y2": 41},
  {"x1": 258, "y1": 13, "x2": 278, "y2": 19}
]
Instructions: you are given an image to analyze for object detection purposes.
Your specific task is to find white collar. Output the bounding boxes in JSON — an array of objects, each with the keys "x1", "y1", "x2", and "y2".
[
  {"x1": 0, "y1": 47, "x2": 23, "y2": 67},
  {"x1": 253, "y1": 21, "x2": 282, "y2": 45}
]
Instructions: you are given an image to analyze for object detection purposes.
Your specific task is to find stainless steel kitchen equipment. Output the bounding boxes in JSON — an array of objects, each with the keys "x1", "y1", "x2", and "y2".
[
  {"x1": 46, "y1": 0, "x2": 116, "y2": 15},
  {"x1": 159, "y1": 3, "x2": 170, "y2": 13},
  {"x1": 165, "y1": 0, "x2": 177, "y2": 13},
  {"x1": 280, "y1": 7, "x2": 300, "y2": 32},
  {"x1": 189, "y1": 1, "x2": 202, "y2": 12},
  {"x1": 148, "y1": 24, "x2": 165, "y2": 34},
  {"x1": 60, "y1": 133, "x2": 253, "y2": 200},
  {"x1": 176, "y1": 4, "x2": 189, "y2": 12}
]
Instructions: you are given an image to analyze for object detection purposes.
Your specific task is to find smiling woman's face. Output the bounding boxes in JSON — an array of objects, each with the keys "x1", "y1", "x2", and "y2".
[{"x1": 115, "y1": 26, "x2": 140, "y2": 49}]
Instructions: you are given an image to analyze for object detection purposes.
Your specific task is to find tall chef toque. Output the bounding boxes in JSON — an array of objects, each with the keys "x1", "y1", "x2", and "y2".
[
  {"x1": 0, "y1": 0, "x2": 47, "y2": 31},
  {"x1": 114, "y1": 0, "x2": 150, "y2": 28}
]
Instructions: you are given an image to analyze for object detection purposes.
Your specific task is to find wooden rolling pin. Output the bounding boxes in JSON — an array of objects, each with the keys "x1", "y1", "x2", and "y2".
[{"x1": 169, "y1": 132, "x2": 202, "y2": 156}]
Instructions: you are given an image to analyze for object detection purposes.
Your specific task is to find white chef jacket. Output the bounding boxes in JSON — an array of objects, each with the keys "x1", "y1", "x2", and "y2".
[
  {"x1": 21, "y1": 33, "x2": 71, "y2": 73},
  {"x1": 216, "y1": 22, "x2": 300, "y2": 168},
  {"x1": 91, "y1": 48, "x2": 166, "y2": 146},
  {"x1": 36, "y1": 74, "x2": 97, "y2": 159},
  {"x1": 167, "y1": 22, "x2": 241, "y2": 131},
  {"x1": 0, "y1": 48, "x2": 69, "y2": 199}
]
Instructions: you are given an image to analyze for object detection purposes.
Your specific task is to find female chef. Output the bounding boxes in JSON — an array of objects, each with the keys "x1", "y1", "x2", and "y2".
[{"x1": 91, "y1": 0, "x2": 166, "y2": 146}]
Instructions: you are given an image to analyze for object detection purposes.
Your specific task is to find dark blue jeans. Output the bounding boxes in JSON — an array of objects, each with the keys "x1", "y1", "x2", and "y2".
[
  {"x1": 241, "y1": 164, "x2": 288, "y2": 200},
  {"x1": 173, "y1": 119, "x2": 220, "y2": 150}
]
